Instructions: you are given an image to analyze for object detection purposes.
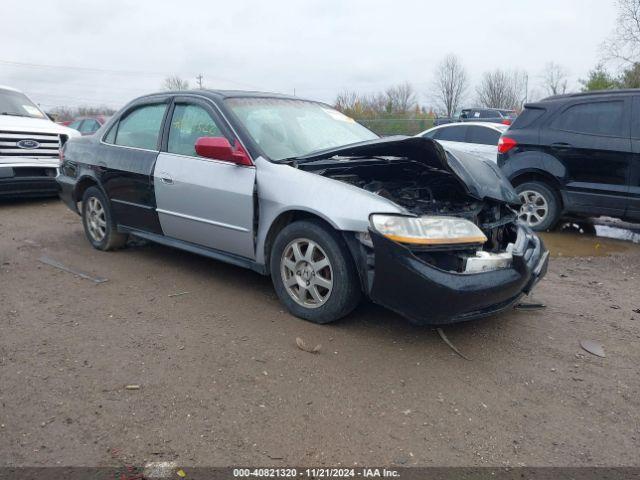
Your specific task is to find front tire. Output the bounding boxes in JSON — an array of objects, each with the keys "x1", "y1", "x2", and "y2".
[
  {"x1": 514, "y1": 181, "x2": 561, "y2": 231},
  {"x1": 270, "y1": 220, "x2": 361, "y2": 324},
  {"x1": 81, "y1": 186, "x2": 128, "y2": 251}
]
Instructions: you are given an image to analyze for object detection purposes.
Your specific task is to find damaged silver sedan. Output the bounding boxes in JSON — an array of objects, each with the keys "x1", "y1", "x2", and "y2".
[{"x1": 58, "y1": 91, "x2": 548, "y2": 325}]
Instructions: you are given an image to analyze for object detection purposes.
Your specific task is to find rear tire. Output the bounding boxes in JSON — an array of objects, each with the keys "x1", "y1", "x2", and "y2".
[
  {"x1": 270, "y1": 220, "x2": 361, "y2": 324},
  {"x1": 514, "y1": 181, "x2": 560, "y2": 231},
  {"x1": 81, "y1": 186, "x2": 128, "y2": 251}
]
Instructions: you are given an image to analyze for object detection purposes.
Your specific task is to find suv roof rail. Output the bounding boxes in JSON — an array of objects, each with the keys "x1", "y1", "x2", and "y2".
[{"x1": 541, "y1": 88, "x2": 640, "y2": 102}]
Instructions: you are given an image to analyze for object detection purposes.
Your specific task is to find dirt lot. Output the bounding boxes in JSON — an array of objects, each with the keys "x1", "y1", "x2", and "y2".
[{"x1": 1, "y1": 199, "x2": 639, "y2": 468}]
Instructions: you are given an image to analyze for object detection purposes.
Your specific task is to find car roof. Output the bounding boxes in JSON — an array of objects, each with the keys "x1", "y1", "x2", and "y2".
[
  {"x1": 541, "y1": 88, "x2": 640, "y2": 103},
  {"x1": 462, "y1": 107, "x2": 516, "y2": 112},
  {"x1": 0, "y1": 85, "x2": 23, "y2": 93},
  {"x1": 418, "y1": 122, "x2": 509, "y2": 136},
  {"x1": 140, "y1": 89, "x2": 307, "y2": 103}
]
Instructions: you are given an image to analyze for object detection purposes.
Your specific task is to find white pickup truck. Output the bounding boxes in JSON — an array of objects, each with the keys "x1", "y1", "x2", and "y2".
[{"x1": 0, "y1": 85, "x2": 80, "y2": 197}]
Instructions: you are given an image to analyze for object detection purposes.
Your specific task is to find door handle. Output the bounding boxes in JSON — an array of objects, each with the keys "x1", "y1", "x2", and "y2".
[
  {"x1": 158, "y1": 172, "x2": 173, "y2": 185},
  {"x1": 551, "y1": 142, "x2": 572, "y2": 148}
]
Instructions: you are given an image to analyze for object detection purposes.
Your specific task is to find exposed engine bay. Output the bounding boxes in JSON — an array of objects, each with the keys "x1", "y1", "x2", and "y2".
[{"x1": 299, "y1": 157, "x2": 519, "y2": 274}]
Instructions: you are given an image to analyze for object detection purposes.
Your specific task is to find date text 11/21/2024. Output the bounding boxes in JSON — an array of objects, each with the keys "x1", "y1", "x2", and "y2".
[{"x1": 232, "y1": 468, "x2": 400, "y2": 478}]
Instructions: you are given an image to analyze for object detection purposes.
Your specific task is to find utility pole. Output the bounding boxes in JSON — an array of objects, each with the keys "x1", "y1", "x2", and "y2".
[{"x1": 196, "y1": 74, "x2": 204, "y2": 89}]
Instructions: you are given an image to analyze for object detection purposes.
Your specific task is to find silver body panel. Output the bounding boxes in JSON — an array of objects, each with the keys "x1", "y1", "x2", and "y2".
[
  {"x1": 252, "y1": 157, "x2": 404, "y2": 265},
  {"x1": 153, "y1": 152, "x2": 256, "y2": 259},
  {"x1": 437, "y1": 140, "x2": 498, "y2": 163},
  {"x1": 154, "y1": 153, "x2": 404, "y2": 266}
]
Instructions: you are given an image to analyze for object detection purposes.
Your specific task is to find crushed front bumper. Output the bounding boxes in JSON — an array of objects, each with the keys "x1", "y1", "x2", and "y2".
[{"x1": 368, "y1": 224, "x2": 549, "y2": 325}]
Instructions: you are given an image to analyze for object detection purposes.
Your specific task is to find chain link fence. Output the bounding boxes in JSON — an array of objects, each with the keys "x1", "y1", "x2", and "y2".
[{"x1": 353, "y1": 117, "x2": 436, "y2": 136}]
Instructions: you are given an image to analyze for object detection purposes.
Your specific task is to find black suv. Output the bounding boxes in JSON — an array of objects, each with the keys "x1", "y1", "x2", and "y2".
[{"x1": 498, "y1": 90, "x2": 640, "y2": 231}]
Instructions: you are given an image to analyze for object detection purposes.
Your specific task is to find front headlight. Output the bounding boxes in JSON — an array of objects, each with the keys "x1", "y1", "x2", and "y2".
[{"x1": 370, "y1": 214, "x2": 487, "y2": 246}]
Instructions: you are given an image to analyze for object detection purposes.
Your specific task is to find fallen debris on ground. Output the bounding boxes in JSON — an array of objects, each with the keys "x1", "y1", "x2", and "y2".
[
  {"x1": 436, "y1": 328, "x2": 471, "y2": 361},
  {"x1": 295, "y1": 337, "x2": 321, "y2": 354},
  {"x1": 39, "y1": 256, "x2": 108, "y2": 284},
  {"x1": 580, "y1": 340, "x2": 606, "y2": 358}
]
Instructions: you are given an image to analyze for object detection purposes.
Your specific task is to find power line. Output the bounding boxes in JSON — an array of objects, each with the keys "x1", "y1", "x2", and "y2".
[{"x1": 0, "y1": 59, "x2": 261, "y2": 90}]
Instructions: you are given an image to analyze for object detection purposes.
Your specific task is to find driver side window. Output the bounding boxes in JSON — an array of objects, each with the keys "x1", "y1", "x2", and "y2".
[{"x1": 168, "y1": 104, "x2": 223, "y2": 157}]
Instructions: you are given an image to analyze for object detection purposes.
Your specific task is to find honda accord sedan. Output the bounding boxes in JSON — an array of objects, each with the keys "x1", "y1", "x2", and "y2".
[{"x1": 57, "y1": 90, "x2": 548, "y2": 325}]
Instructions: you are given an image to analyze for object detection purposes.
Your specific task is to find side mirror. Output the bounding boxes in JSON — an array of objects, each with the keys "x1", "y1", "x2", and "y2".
[{"x1": 194, "y1": 137, "x2": 252, "y2": 166}]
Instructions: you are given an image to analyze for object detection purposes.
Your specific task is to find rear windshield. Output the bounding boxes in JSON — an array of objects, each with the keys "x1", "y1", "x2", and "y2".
[{"x1": 510, "y1": 107, "x2": 545, "y2": 129}]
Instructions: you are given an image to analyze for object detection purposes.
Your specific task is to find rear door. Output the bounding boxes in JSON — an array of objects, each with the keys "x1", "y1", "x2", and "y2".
[
  {"x1": 541, "y1": 98, "x2": 631, "y2": 215},
  {"x1": 101, "y1": 99, "x2": 169, "y2": 233},
  {"x1": 153, "y1": 97, "x2": 256, "y2": 259}
]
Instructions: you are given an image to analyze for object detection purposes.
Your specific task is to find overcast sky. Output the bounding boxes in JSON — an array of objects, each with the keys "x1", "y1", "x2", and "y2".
[{"x1": 1, "y1": 0, "x2": 620, "y2": 110}]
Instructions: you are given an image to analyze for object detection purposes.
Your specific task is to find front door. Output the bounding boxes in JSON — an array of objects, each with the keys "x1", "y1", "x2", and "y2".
[
  {"x1": 541, "y1": 98, "x2": 631, "y2": 215},
  {"x1": 153, "y1": 98, "x2": 256, "y2": 259}
]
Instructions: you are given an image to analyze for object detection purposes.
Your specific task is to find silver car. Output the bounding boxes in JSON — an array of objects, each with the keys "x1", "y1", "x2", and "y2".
[
  {"x1": 417, "y1": 122, "x2": 510, "y2": 163},
  {"x1": 58, "y1": 90, "x2": 548, "y2": 325}
]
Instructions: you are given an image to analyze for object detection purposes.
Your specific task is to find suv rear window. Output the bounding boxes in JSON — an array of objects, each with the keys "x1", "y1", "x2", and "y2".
[
  {"x1": 550, "y1": 101, "x2": 625, "y2": 137},
  {"x1": 510, "y1": 107, "x2": 546, "y2": 129}
]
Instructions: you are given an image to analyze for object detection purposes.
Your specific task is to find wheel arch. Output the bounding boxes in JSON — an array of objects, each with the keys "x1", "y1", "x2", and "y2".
[
  {"x1": 262, "y1": 209, "x2": 343, "y2": 276},
  {"x1": 509, "y1": 170, "x2": 564, "y2": 211},
  {"x1": 74, "y1": 175, "x2": 100, "y2": 203}
]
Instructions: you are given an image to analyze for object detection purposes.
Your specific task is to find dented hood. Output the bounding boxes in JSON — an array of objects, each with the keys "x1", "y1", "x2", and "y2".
[{"x1": 293, "y1": 136, "x2": 521, "y2": 206}]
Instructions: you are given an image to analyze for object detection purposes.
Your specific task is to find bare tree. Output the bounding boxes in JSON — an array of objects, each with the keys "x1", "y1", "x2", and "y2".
[
  {"x1": 335, "y1": 90, "x2": 361, "y2": 112},
  {"x1": 603, "y1": 0, "x2": 640, "y2": 63},
  {"x1": 49, "y1": 105, "x2": 116, "y2": 121},
  {"x1": 432, "y1": 54, "x2": 468, "y2": 117},
  {"x1": 476, "y1": 69, "x2": 526, "y2": 110},
  {"x1": 163, "y1": 75, "x2": 190, "y2": 91},
  {"x1": 542, "y1": 62, "x2": 569, "y2": 96},
  {"x1": 385, "y1": 82, "x2": 417, "y2": 114},
  {"x1": 364, "y1": 92, "x2": 388, "y2": 114}
]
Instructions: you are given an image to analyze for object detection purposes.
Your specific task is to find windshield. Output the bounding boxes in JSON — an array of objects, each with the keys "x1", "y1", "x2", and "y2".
[
  {"x1": 225, "y1": 98, "x2": 378, "y2": 160},
  {"x1": 0, "y1": 89, "x2": 45, "y2": 118}
]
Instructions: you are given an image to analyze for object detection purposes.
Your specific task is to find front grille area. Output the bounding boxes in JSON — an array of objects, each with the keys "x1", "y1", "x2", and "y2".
[{"x1": 0, "y1": 131, "x2": 61, "y2": 158}]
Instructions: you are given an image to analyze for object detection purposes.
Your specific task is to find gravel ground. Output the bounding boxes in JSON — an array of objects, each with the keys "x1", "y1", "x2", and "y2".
[{"x1": 1, "y1": 199, "x2": 639, "y2": 468}]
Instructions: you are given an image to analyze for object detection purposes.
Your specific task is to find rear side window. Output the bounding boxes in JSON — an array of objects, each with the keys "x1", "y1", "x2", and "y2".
[
  {"x1": 510, "y1": 107, "x2": 545, "y2": 129},
  {"x1": 550, "y1": 101, "x2": 625, "y2": 137},
  {"x1": 115, "y1": 104, "x2": 166, "y2": 150},
  {"x1": 466, "y1": 126, "x2": 501, "y2": 145},
  {"x1": 168, "y1": 104, "x2": 224, "y2": 157},
  {"x1": 433, "y1": 125, "x2": 468, "y2": 142}
]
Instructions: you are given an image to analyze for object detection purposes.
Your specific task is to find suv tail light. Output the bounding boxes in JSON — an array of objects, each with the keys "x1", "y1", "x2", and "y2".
[
  {"x1": 498, "y1": 136, "x2": 518, "y2": 153},
  {"x1": 498, "y1": 136, "x2": 517, "y2": 154},
  {"x1": 501, "y1": 119, "x2": 512, "y2": 125}
]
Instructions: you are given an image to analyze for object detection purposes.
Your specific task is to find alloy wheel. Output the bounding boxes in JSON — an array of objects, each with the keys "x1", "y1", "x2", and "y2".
[
  {"x1": 280, "y1": 238, "x2": 333, "y2": 309},
  {"x1": 86, "y1": 196, "x2": 107, "y2": 242},
  {"x1": 518, "y1": 190, "x2": 549, "y2": 228}
]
